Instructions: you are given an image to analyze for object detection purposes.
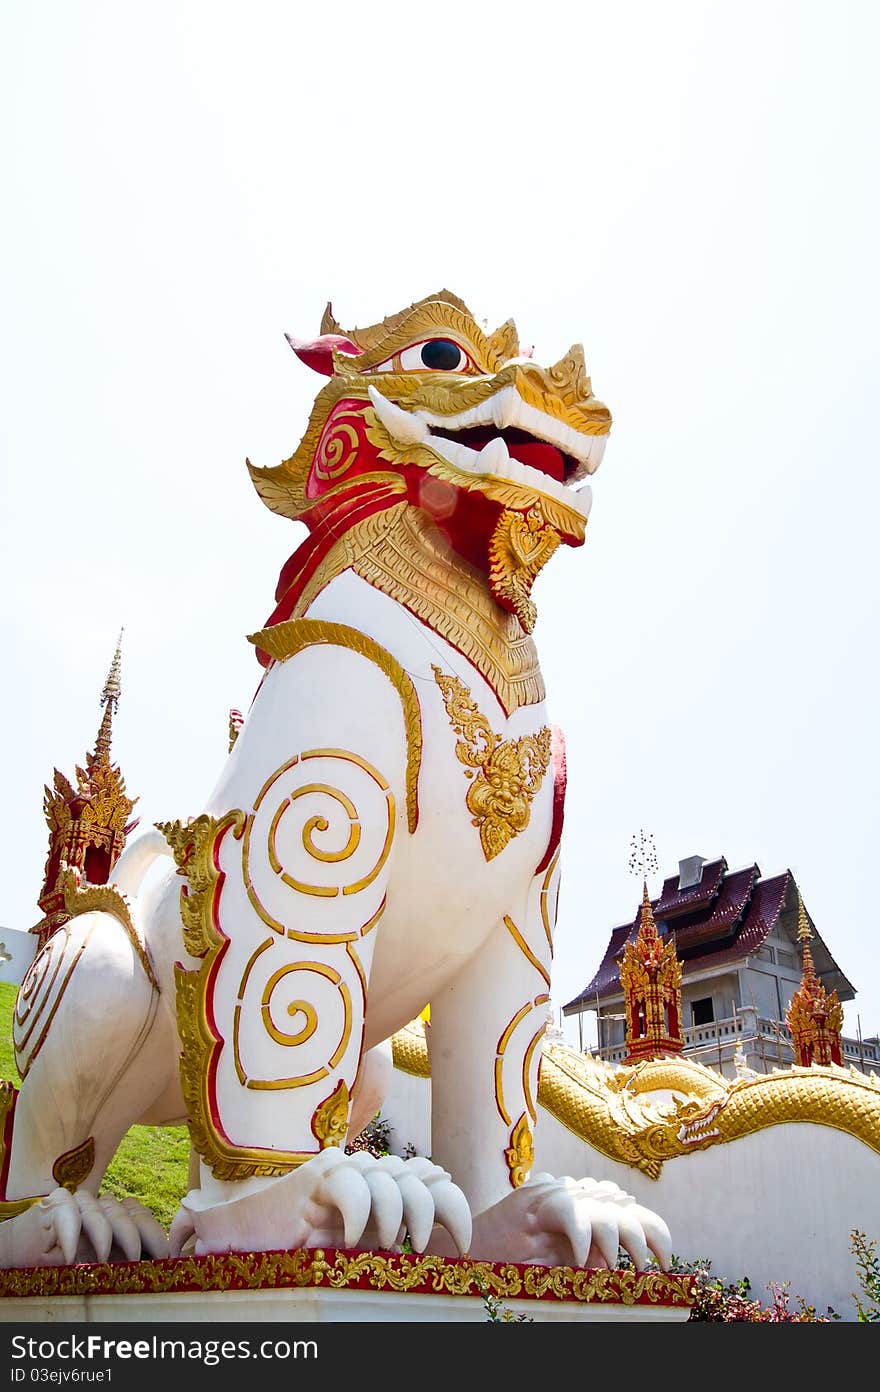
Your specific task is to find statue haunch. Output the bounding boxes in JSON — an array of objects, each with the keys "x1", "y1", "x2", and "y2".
[{"x1": 1, "y1": 291, "x2": 671, "y2": 1273}]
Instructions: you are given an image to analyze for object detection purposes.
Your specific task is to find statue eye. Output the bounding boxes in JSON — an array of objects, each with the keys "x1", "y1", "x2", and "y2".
[{"x1": 399, "y1": 339, "x2": 470, "y2": 372}]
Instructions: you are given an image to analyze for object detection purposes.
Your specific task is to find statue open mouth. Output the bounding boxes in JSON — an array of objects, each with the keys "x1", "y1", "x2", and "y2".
[
  {"x1": 366, "y1": 385, "x2": 598, "y2": 525},
  {"x1": 430, "y1": 426, "x2": 571, "y2": 484}
]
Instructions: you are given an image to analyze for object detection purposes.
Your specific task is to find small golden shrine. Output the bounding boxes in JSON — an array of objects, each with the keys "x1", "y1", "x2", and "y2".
[
  {"x1": 785, "y1": 896, "x2": 844, "y2": 1066},
  {"x1": 31, "y1": 633, "x2": 138, "y2": 950},
  {"x1": 620, "y1": 882, "x2": 684, "y2": 1063}
]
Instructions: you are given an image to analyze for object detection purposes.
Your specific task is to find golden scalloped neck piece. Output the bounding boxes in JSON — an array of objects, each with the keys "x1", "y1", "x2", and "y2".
[{"x1": 283, "y1": 505, "x2": 546, "y2": 716}]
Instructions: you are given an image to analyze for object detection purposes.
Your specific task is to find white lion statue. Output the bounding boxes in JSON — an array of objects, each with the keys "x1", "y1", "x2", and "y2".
[{"x1": 1, "y1": 291, "x2": 671, "y2": 1274}]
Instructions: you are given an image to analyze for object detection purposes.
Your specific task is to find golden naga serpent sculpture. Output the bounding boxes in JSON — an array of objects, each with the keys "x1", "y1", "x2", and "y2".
[{"x1": 391, "y1": 1021, "x2": 880, "y2": 1181}]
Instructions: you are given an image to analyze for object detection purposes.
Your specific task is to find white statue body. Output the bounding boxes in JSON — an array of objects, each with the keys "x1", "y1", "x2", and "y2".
[{"x1": 1, "y1": 292, "x2": 671, "y2": 1274}]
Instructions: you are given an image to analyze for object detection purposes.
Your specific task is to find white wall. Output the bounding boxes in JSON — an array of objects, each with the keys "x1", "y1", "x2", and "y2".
[
  {"x1": 381, "y1": 1066, "x2": 880, "y2": 1320},
  {"x1": 0, "y1": 927, "x2": 35, "y2": 987}
]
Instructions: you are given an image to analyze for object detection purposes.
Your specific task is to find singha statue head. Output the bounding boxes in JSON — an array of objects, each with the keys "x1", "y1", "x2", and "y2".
[{"x1": 249, "y1": 290, "x2": 611, "y2": 633}]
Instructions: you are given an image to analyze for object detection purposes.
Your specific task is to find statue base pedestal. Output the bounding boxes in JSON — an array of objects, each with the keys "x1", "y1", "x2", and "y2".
[{"x1": 0, "y1": 1248, "x2": 695, "y2": 1323}]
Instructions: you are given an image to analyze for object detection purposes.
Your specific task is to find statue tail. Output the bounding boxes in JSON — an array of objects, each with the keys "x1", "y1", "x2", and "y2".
[{"x1": 111, "y1": 827, "x2": 174, "y2": 898}]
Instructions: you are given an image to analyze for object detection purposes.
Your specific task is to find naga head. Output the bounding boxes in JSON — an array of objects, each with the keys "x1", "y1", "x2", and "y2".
[{"x1": 249, "y1": 290, "x2": 611, "y2": 633}]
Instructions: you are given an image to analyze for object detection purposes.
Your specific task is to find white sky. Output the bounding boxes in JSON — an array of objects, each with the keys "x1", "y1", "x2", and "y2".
[{"x1": 2, "y1": 2, "x2": 878, "y2": 1050}]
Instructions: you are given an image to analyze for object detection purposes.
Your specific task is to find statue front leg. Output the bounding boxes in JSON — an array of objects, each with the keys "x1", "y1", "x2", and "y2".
[
  {"x1": 428, "y1": 853, "x2": 672, "y2": 1270},
  {"x1": 427, "y1": 854, "x2": 558, "y2": 1221},
  {"x1": 164, "y1": 663, "x2": 469, "y2": 1258}
]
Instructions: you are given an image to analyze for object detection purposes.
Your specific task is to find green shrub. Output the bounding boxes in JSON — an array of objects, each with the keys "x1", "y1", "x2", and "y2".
[{"x1": 851, "y1": 1229, "x2": 880, "y2": 1322}]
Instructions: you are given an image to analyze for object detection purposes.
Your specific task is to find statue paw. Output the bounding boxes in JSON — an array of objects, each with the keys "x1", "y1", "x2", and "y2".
[
  {"x1": 0, "y1": 1189, "x2": 168, "y2": 1268},
  {"x1": 467, "y1": 1173, "x2": 672, "y2": 1271},
  {"x1": 172, "y1": 1147, "x2": 472, "y2": 1258}
]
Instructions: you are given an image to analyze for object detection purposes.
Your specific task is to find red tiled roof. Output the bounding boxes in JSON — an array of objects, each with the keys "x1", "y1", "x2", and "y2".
[
  {"x1": 667, "y1": 872, "x2": 791, "y2": 978},
  {"x1": 653, "y1": 857, "x2": 727, "y2": 918},
  {"x1": 562, "y1": 860, "x2": 855, "y2": 1013},
  {"x1": 567, "y1": 919, "x2": 638, "y2": 1004},
  {"x1": 666, "y1": 864, "x2": 759, "y2": 952}
]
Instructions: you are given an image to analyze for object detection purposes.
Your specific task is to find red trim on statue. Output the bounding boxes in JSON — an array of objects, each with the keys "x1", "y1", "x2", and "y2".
[
  {"x1": 535, "y1": 726, "x2": 566, "y2": 876},
  {"x1": 0, "y1": 1086, "x2": 18, "y2": 1198}
]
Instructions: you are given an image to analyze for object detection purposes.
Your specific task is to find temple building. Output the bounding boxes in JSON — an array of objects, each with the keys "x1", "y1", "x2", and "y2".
[{"x1": 563, "y1": 854, "x2": 879, "y2": 1079}]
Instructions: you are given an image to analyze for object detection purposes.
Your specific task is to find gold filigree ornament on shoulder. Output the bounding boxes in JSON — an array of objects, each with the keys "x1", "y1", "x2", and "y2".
[{"x1": 432, "y1": 666, "x2": 552, "y2": 860}]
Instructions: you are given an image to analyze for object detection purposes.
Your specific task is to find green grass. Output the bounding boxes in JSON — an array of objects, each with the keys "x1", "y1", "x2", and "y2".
[
  {"x1": 0, "y1": 982, "x2": 19, "y2": 1084},
  {"x1": 101, "y1": 1126, "x2": 189, "y2": 1230},
  {"x1": 0, "y1": 980, "x2": 189, "y2": 1230}
]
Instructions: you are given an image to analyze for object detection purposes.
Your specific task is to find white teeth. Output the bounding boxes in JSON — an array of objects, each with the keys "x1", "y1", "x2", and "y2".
[
  {"x1": 581, "y1": 434, "x2": 607, "y2": 477},
  {"x1": 575, "y1": 482, "x2": 593, "y2": 517},
  {"x1": 428, "y1": 434, "x2": 480, "y2": 473},
  {"x1": 426, "y1": 426, "x2": 591, "y2": 519},
  {"x1": 478, "y1": 436, "x2": 511, "y2": 476},
  {"x1": 419, "y1": 390, "x2": 608, "y2": 476},
  {"x1": 366, "y1": 385, "x2": 596, "y2": 520},
  {"x1": 367, "y1": 385, "x2": 428, "y2": 445},
  {"x1": 491, "y1": 386, "x2": 520, "y2": 430}
]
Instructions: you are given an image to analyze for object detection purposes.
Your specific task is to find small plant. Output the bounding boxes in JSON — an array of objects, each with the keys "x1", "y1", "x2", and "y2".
[
  {"x1": 345, "y1": 1113, "x2": 392, "y2": 1158},
  {"x1": 670, "y1": 1255, "x2": 838, "y2": 1321},
  {"x1": 851, "y1": 1229, "x2": 880, "y2": 1322},
  {"x1": 476, "y1": 1276, "x2": 533, "y2": 1323}
]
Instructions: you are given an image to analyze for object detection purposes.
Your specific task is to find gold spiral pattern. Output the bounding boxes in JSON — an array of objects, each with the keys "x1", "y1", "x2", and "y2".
[
  {"x1": 314, "y1": 417, "x2": 360, "y2": 480},
  {"x1": 243, "y1": 749, "x2": 395, "y2": 928},
  {"x1": 233, "y1": 959, "x2": 353, "y2": 1091},
  {"x1": 290, "y1": 785, "x2": 361, "y2": 866}
]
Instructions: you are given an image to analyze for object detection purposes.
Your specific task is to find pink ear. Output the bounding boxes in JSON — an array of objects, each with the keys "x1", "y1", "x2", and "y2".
[{"x1": 285, "y1": 333, "x2": 363, "y2": 376}]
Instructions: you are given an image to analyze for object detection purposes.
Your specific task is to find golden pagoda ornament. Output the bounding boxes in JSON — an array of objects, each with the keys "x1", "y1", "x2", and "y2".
[
  {"x1": 31, "y1": 632, "x2": 139, "y2": 950},
  {"x1": 620, "y1": 881, "x2": 685, "y2": 1063},
  {"x1": 785, "y1": 896, "x2": 843, "y2": 1066},
  {"x1": 618, "y1": 836, "x2": 684, "y2": 1063}
]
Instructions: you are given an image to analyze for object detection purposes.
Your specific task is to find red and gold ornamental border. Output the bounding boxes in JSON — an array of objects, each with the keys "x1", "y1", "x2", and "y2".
[{"x1": 0, "y1": 1247, "x2": 695, "y2": 1308}]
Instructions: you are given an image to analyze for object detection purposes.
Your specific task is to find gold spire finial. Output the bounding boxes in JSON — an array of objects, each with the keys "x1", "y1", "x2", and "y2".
[
  {"x1": 100, "y1": 629, "x2": 124, "y2": 713},
  {"x1": 94, "y1": 629, "x2": 123, "y2": 765},
  {"x1": 795, "y1": 891, "x2": 819, "y2": 989},
  {"x1": 796, "y1": 892, "x2": 813, "y2": 945},
  {"x1": 637, "y1": 878, "x2": 660, "y2": 946},
  {"x1": 787, "y1": 888, "x2": 844, "y2": 1066}
]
